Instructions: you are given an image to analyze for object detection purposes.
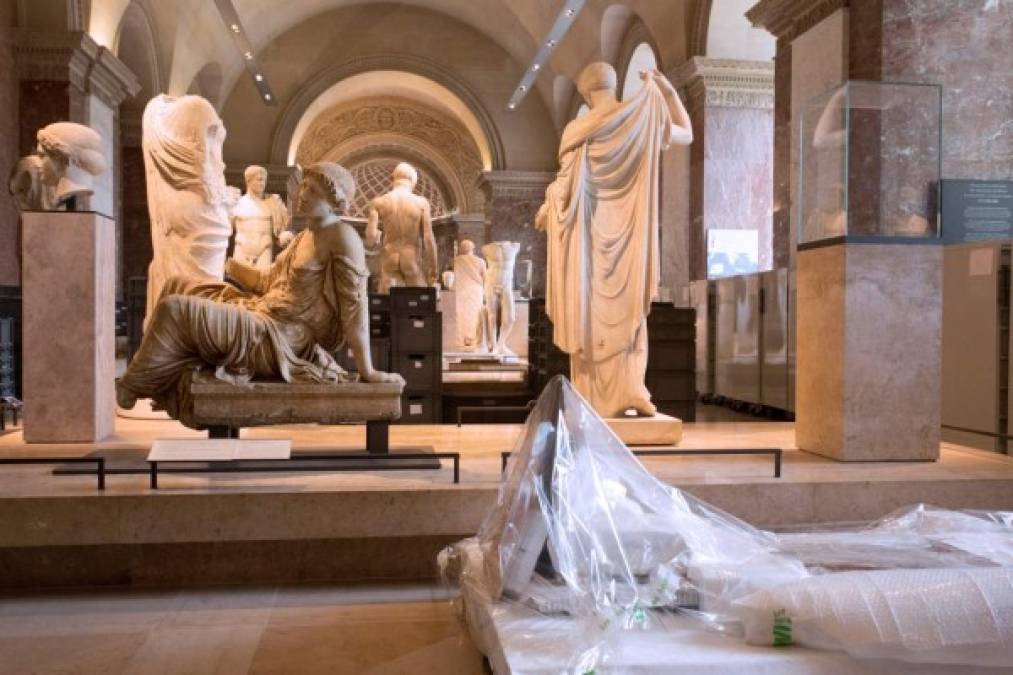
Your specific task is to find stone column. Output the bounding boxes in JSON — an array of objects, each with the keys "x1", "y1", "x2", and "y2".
[
  {"x1": 477, "y1": 171, "x2": 554, "y2": 298},
  {"x1": 673, "y1": 58, "x2": 775, "y2": 282}
]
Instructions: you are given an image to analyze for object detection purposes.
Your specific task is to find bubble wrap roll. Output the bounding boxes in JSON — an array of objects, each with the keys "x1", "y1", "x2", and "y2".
[{"x1": 735, "y1": 567, "x2": 1013, "y2": 668}]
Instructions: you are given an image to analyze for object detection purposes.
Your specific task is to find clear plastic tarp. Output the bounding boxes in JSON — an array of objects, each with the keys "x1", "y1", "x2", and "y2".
[{"x1": 440, "y1": 377, "x2": 1013, "y2": 673}]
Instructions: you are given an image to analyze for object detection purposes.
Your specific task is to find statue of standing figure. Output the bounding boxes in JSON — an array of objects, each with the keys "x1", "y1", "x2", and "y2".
[
  {"x1": 482, "y1": 241, "x2": 520, "y2": 357},
  {"x1": 536, "y1": 63, "x2": 693, "y2": 417},
  {"x1": 141, "y1": 94, "x2": 231, "y2": 331},
  {"x1": 230, "y1": 165, "x2": 292, "y2": 270},
  {"x1": 453, "y1": 240, "x2": 486, "y2": 351},
  {"x1": 365, "y1": 162, "x2": 438, "y2": 294}
]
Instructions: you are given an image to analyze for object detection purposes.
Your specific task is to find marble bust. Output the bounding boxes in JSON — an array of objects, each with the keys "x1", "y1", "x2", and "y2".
[
  {"x1": 230, "y1": 165, "x2": 293, "y2": 270},
  {"x1": 117, "y1": 161, "x2": 401, "y2": 426},
  {"x1": 536, "y1": 63, "x2": 693, "y2": 417},
  {"x1": 482, "y1": 241, "x2": 520, "y2": 356},
  {"x1": 141, "y1": 94, "x2": 231, "y2": 331},
  {"x1": 8, "y1": 122, "x2": 107, "y2": 211},
  {"x1": 365, "y1": 162, "x2": 438, "y2": 293},
  {"x1": 453, "y1": 239, "x2": 487, "y2": 351}
]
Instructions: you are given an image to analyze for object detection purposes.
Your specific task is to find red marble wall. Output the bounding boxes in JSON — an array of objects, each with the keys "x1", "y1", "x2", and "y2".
[
  {"x1": 120, "y1": 139, "x2": 151, "y2": 285},
  {"x1": 0, "y1": 5, "x2": 19, "y2": 285}
]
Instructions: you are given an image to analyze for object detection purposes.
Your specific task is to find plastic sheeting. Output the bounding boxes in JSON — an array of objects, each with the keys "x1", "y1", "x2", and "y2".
[{"x1": 439, "y1": 377, "x2": 1013, "y2": 673}]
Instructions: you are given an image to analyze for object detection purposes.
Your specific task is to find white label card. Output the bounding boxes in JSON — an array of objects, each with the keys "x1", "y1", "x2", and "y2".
[{"x1": 410, "y1": 404, "x2": 423, "y2": 415}]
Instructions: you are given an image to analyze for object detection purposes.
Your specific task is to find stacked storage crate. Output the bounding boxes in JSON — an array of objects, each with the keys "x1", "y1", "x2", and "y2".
[
  {"x1": 0, "y1": 286, "x2": 21, "y2": 399},
  {"x1": 390, "y1": 287, "x2": 442, "y2": 424},
  {"x1": 646, "y1": 303, "x2": 696, "y2": 422},
  {"x1": 0, "y1": 316, "x2": 14, "y2": 399},
  {"x1": 527, "y1": 298, "x2": 569, "y2": 396}
]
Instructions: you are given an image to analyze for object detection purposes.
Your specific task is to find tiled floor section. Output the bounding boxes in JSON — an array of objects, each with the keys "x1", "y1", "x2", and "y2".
[{"x1": 0, "y1": 584, "x2": 484, "y2": 674}]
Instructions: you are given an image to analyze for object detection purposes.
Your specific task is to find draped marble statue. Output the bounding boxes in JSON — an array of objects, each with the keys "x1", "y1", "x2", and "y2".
[
  {"x1": 453, "y1": 239, "x2": 487, "y2": 351},
  {"x1": 8, "y1": 122, "x2": 107, "y2": 211},
  {"x1": 536, "y1": 63, "x2": 693, "y2": 417},
  {"x1": 365, "y1": 162, "x2": 438, "y2": 293},
  {"x1": 116, "y1": 162, "x2": 401, "y2": 427},
  {"x1": 482, "y1": 241, "x2": 520, "y2": 357},
  {"x1": 142, "y1": 94, "x2": 231, "y2": 331},
  {"x1": 230, "y1": 165, "x2": 293, "y2": 269}
]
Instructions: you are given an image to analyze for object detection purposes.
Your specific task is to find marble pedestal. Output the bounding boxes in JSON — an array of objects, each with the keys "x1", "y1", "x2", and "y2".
[
  {"x1": 796, "y1": 241, "x2": 941, "y2": 461},
  {"x1": 22, "y1": 211, "x2": 116, "y2": 443},
  {"x1": 608, "y1": 414, "x2": 683, "y2": 446}
]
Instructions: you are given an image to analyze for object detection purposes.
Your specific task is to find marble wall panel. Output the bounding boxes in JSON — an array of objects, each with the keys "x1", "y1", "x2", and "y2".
[
  {"x1": 882, "y1": 0, "x2": 1013, "y2": 182},
  {"x1": 484, "y1": 191, "x2": 548, "y2": 298},
  {"x1": 772, "y1": 45, "x2": 792, "y2": 270},
  {"x1": 87, "y1": 95, "x2": 115, "y2": 218},
  {"x1": 0, "y1": 6, "x2": 18, "y2": 286},
  {"x1": 660, "y1": 144, "x2": 691, "y2": 301}
]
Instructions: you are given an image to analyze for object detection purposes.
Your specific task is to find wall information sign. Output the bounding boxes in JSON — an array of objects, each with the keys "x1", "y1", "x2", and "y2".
[{"x1": 941, "y1": 180, "x2": 1013, "y2": 244}]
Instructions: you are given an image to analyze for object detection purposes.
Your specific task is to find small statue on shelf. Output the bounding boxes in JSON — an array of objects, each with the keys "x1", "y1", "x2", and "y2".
[
  {"x1": 230, "y1": 165, "x2": 292, "y2": 270},
  {"x1": 365, "y1": 162, "x2": 438, "y2": 293},
  {"x1": 116, "y1": 161, "x2": 402, "y2": 427}
]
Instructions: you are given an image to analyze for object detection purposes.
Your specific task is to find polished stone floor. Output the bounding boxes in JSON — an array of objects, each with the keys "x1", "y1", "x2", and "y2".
[{"x1": 0, "y1": 583, "x2": 484, "y2": 674}]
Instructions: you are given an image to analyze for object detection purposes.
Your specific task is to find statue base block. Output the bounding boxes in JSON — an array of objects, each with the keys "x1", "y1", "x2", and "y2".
[
  {"x1": 606, "y1": 414, "x2": 683, "y2": 446},
  {"x1": 188, "y1": 373, "x2": 404, "y2": 428}
]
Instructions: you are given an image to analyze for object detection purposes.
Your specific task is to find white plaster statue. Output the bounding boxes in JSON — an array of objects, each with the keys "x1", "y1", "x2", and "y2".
[
  {"x1": 365, "y1": 162, "x2": 438, "y2": 294},
  {"x1": 116, "y1": 161, "x2": 401, "y2": 426},
  {"x1": 482, "y1": 241, "x2": 520, "y2": 357},
  {"x1": 536, "y1": 63, "x2": 693, "y2": 417},
  {"x1": 453, "y1": 239, "x2": 487, "y2": 351},
  {"x1": 142, "y1": 94, "x2": 231, "y2": 331},
  {"x1": 230, "y1": 165, "x2": 293, "y2": 270},
  {"x1": 8, "y1": 122, "x2": 107, "y2": 211}
]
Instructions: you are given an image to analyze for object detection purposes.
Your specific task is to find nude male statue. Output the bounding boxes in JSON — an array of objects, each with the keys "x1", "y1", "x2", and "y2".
[
  {"x1": 365, "y1": 162, "x2": 438, "y2": 294},
  {"x1": 482, "y1": 241, "x2": 520, "y2": 356}
]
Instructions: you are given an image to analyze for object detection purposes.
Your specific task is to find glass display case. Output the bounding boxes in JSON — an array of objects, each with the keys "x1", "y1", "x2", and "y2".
[{"x1": 799, "y1": 80, "x2": 942, "y2": 244}]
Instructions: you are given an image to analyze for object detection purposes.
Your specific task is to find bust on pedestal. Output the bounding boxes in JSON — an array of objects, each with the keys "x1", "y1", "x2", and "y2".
[{"x1": 12, "y1": 122, "x2": 114, "y2": 442}]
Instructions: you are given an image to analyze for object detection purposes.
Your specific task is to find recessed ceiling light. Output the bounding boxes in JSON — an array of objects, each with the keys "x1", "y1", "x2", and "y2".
[
  {"x1": 244, "y1": 51, "x2": 253, "y2": 60},
  {"x1": 566, "y1": 9, "x2": 575, "y2": 17},
  {"x1": 230, "y1": 23, "x2": 240, "y2": 33},
  {"x1": 264, "y1": 94, "x2": 272, "y2": 101},
  {"x1": 519, "y1": 85, "x2": 527, "y2": 92},
  {"x1": 508, "y1": 103, "x2": 517, "y2": 110},
  {"x1": 547, "y1": 40, "x2": 556, "y2": 48},
  {"x1": 533, "y1": 64, "x2": 541, "y2": 71},
  {"x1": 255, "y1": 74, "x2": 263, "y2": 82}
]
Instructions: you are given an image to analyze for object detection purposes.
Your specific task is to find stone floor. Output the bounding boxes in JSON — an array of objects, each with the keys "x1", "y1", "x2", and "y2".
[{"x1": 0, "y1": 583, "x2": 484, "y2": 674}]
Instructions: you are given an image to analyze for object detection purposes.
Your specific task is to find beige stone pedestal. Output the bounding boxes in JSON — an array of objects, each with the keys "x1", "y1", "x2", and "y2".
[
  {"x1": 796, "y1": 241, "x2": 941, "y2": 461},
  {"x1": 22, "y1": 212, "x2": 116, "y2": 443},
  {"x1": 607, "y1": 414, "x2": 683, "y2": 446}
]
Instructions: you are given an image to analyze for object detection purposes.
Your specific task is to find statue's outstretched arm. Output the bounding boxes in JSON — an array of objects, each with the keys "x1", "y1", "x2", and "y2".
[
  {"x1": 647, "y1": 70, "x2": 693, "y2": 146},
  {"x1": 421, "y1": 202, "x2": 438, "y2": 284}
]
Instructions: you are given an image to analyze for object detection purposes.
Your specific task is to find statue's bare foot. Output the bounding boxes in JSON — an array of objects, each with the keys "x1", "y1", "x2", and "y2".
[
  {"x1": 115, "y1": 380, "x2": 138, "y2": 410},
  {"x1": 360, "y1": 369, "x2": 405, "y2": 385}
]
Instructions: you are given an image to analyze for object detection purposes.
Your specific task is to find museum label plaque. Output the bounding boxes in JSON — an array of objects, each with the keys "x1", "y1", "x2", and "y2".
[{"x1": 941, "y1": 180, "x2": 1013, "y2": 244}]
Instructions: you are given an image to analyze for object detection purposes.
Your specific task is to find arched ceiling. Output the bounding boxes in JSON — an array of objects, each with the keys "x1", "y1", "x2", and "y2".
[{"x1": 287, "y1": 71, "x2": 493, "y2": 170}]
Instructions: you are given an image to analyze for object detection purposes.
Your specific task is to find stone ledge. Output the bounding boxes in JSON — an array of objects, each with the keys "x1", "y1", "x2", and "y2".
[
  {"x1": 190, "y1": 374, "x2": 405, "y2": 427},
  {"x1": 607, "y1": 414, "x2": 683, "y2": 446}
]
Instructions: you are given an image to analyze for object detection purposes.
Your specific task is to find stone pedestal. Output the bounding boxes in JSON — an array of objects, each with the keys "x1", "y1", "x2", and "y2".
[
  {"x1": 22, "y1": 211, "x2": 116, "y2": 442},
  {"x1": 607, "y1": 414, "x2": 683, "y2": 446},
  {"x1": 796, "y1": 241, "x2": 941, "y2": 461}
]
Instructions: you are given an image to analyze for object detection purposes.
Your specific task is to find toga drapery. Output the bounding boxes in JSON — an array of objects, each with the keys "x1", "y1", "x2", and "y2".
[
  {"x1": 541, "y1": 81, "x2": 675, "y2": 417},
  {"x1": 120, "y1": 229, "x2": 367, "y2": 426},
  {"x1": 453, "y1": 253, "x2": 486, "y2": 350}
]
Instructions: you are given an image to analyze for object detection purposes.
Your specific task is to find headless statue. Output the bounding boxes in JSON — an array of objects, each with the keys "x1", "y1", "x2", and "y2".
[
  {"x1": 230, "y1": 165, "x2": 292, "y2": 270},
  {"x1": 482, "y1": 241, "x2": 520, "y2": 356},
  {"x1": 365, "y1": 162, "x2": 437, "y2": 294},
  {"x1": 453, "y1": 239, "x2": 487, "y2": 351},
  {"x1": 116, "y1": 162, "x2": 402, "y2": 427}
]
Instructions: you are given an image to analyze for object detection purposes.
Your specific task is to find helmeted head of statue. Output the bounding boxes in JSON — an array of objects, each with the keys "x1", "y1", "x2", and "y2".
[
  {"x1": 576, "y1": 62, "x2": 618, "y2": 105},
  {"x1": 392, "y1": 162, "x2": 418, "y2": 189},
  {"x1": 459, "y1": 239, "x2": 475, "y2": 255}
]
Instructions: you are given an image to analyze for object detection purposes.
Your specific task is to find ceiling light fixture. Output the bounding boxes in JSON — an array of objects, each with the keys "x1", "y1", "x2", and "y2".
[
  {"x1": 506, "y1": 0, "x2": 586, "y2": 111},
  {"x1": 214, "y1": 0, "x2": 277, "y2": 106},
  {"x1": 230, "y1": 23, "x2": 240, "y2": 32},
  {"x1": 255, "y1": 74, "x2": 263, "y2": 82}
]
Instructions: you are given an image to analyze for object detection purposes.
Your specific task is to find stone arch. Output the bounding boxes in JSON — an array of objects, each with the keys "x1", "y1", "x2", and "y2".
[
  {"x1": 617, "y1": 27, "x2": 661, "y2": 101},
  {"x1": 703, "y1": 0, "x2": 775, "y2": 61},
  {"x1": 270, "y1": 55, "x2": 505, "y2": 171},
  {"x1": 187, "y1": 62, "x2": 224, "y2": 109},
  {"x1": 113, "y1": 1, "x2": 160, "y2": 105},
  {"x1": 600, "y1": 5, "x2": 634, "y2": 65}
]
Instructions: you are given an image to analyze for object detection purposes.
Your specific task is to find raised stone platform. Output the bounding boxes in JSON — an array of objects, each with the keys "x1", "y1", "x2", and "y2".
[
  {"x1": 189, "y1": 374, "x2": 404, "y2": 428},
  {"x1": 607, "y1": 413, "x2": 683, "y2": 445}
]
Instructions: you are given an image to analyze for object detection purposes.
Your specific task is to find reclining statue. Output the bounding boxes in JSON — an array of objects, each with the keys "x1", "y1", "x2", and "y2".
[{"x1": 116, "y1": 161, "x2": 402, "y2": 427}]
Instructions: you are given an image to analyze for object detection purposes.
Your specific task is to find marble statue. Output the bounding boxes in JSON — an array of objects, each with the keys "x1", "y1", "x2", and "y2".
[
  {"x1": 116, "y1": 161, "x2": 402, "y2": 426},
  {"x1": 8, "y1": 122, "x2": 107, "y2": 211},
  {"x1": 482, "y1": 241, "x2": 520, "y2": 356},
  {"x1": 536, "y1": 63, "x2": 693, "y2": 417},
  {"x1": 453, "y1": 239, "x2": 487, "y2": 351},
  {"x1": 230, "y1": 165, "x2": 293, "y2": 270},
  {"x1": 365, "y1": 162, "x2": 438, "y2": 293},
  {"x1": 142, "y1": 94, "x2": 231, "y2": 331}
]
